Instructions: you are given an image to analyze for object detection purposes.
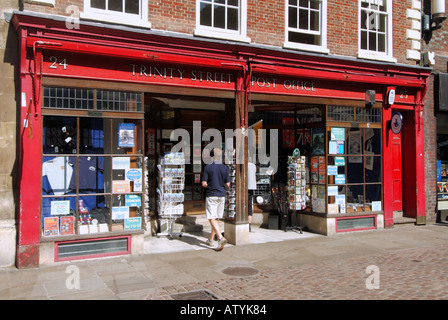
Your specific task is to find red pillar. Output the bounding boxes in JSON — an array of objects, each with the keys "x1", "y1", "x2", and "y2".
[
  {"x1": 383, "y1": 105, "x2": 394, "y2": 228},
  {"x1": 414, "y1": 92, "x2": 426, "y2": 224},
  {"x1": 16, "y1": 29, "x2": 42, "y2": 268}
]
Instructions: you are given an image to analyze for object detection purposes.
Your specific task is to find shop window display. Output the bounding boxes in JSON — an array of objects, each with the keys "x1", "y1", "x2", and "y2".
[{"x1": 41, "y1": 88, "x2": 144, "y2": 238}]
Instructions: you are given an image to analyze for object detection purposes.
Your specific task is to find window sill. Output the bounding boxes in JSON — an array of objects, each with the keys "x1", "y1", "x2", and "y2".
[
  {"x1": 194, "y1": 28, "x2": 251, "y2": 43},
  {"x1": 283, "y1": 42, "x2": 330, "y2": 55},
  {"x1": 357, "y1": 51, "x2": 397, "y2": 63},
  {"x1": 80, "y1": 12, "x2": 151, "y2": 29}
]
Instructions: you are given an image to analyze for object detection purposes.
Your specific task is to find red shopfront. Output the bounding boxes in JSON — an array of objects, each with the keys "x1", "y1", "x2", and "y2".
[{"x1": 12, "y1": 11, "x2": 430, "y2": 268}]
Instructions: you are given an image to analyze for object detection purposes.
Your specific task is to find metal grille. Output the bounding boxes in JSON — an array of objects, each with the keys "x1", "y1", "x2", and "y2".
[{"x1": 57, "y1": 237, "x2": 129, "y2": 260}]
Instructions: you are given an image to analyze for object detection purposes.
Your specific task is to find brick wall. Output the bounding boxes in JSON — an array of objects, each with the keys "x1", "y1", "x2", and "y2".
[{"x1": 21, "y1": 0, "x2": 417, "y2": 66}]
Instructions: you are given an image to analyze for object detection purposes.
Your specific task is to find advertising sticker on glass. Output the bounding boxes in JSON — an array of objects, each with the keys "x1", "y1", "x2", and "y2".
[{"x1": 118, "y1": 123, "x2": 135, "y2": 147}]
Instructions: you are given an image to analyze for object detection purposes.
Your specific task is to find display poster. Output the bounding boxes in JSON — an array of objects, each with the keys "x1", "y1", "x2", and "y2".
[
  {"x1": 372, "y1": 201, "x2": 382, "y2": 211},
  {"x1": 112, "y1": 206, "x2": 130, "y2": 220},
  {"x1": 331, "y1": 127, "x2": 345, "y2": 141},
  {"x1": 125, "y1": 194, "x2": 141, "y2": 207},
  {"x1": 335, "y1": 174, "x2": 346, "y2": 184},
  {"x1": 312, "y1": 127, "x2": 325, "y2": 155},
  {"x1": 328, "y1": 186, "x2": 338, "y2": 196},
  {"x1": 328, "y1": 165, "x2": 338, "y2": 175},
  {"x1": 335, "y1": 156, "x2": 345, "y2": 166},
  {"x1": 44, "y1": 217, "x2": 59, "y2": 236},
  {"x1": 147, "y1": 128, "x2": 156, "y2": 155},
  {"x1": 124, "y1": 217, "x2": 141, "y2": 230},
  {"x1": 112, "y1": 180, "x2": 131, "y2": 193},
  {"x1": 118, "y1": 123, "x2": 135, "y2": 148},
  {"x1": 51, "y1": 200, "x2": 70, "y2": 215},
  {"x1": 113, "y1": 157, "x2": 131, "y2": 170},
  {"x1": 60, "y1": 216, "x2": 74, "y2": 235}
]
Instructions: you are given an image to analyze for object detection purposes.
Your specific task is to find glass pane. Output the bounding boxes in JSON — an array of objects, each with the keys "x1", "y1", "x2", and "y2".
[
  {"x1": 347, "y1": 158, "x2": 363, "y2": 183},
  {"x1": 43, "y1": 116, "x2": 77, "y2": 154},
  {"x1": 91, "y1": 0, "x2": 106, "y2": 9},
  {"x1": 78, "y1": 195, "x2": 110, "y2": 234},
  {"x1": 347, "y1": 185, "x2": 364, "y2": 212},
  {"x1": 289, "y1": 6, "x2": 297, "y2": 28},
  {"x1": 364, "y1": 128, "x2": 381, "y2": 155},
  {"x1": 361, "y1": 30, "x2": 368, "y2": 50},
  {"x1": 227, "y1": 7, "x2": 238, "y2": 30},
  {"x1": 365, "y1": 184, "x2": 382, "y2": 211},
  {"x1": 125, "y1": 0, "x2": 139, "y2": 14},
  {"x1": 42, "y1": 156, "x2": 76, "y2": 195},
  {"x1": 299, "y1": 9, "x2": 308, "y2": 29},
  {"x1": 228, "y1": 0, "x2": 238, "y2": 6},
  {"x1": 111, "y1": 156, "x2": 143, "y2": 193},
  {"x1": 108, "y1": 0, "x2": 123, "y2": 12},
  {"x1": 289, "y1": 0, "x2": 297, "y2": 6},
  {"x1": 74, "y1": 157, "x2": 106, "y2": 194},
  {"x1": 200, "y1": 3, "x2": 212, "y2": 26},
  {"x1": 111, "y1": 194, "x2": 142, "y2": 231},
  {"x1": 112, "y1": 119, "x2": 142, "y2": 154},
  {"x1": 41, "y1": 197, "x2": 76, "y2": 236},
  {"x1": 310, "y1": 0, "x2": 319, "y2": 10},
  {"x1": 369, "y1": 31, "x2": 377, "y2": 51},
  {"x1": 299, "y1": 0, "x2": 308, "y2": 7},
  {"x1": 310, "y1": 10, "x2": 319, "y2": 31},
  {"x1": 365, "y1": 156, "x2": 381, "y2": 183},
  {"x1": 80, "y1": 118, "x2": 105, "y2": 154},
  {"x1": 214, "y1": 5, "x2": 225, "y2": 29},
  {"x1": 378, "y1": 34, "x2": 386, "y2": 52}
]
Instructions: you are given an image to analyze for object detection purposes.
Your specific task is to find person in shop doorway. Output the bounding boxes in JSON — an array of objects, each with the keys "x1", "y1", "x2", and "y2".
[
  {"x1": 202, "y1": 148, "x2": 230, "y2": 251},
  {"x1": 248, "y1": 160, "x2": 257, "y2": 232}
]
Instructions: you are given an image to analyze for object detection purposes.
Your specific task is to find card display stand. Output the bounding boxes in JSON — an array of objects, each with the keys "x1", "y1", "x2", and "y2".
[
  {"x1": 157, "y1": 152, "x2": 185, "y2": 239},
  {"x1": 224, "y1": 149, "x2": 236, "y2": 219}
]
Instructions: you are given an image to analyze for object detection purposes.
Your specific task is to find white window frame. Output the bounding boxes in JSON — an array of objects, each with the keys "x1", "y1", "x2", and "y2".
[
  {"x1": 81, "y1": 0, "x2": 150, "y2": 28},
  {"x1": 358, "y1": 0, "x2": 396, "y2": 62},
  {"x1": 283, "y1": 0, "x2": 329, "y2": 54},
  {"x1": 194, "y1": 0, "x2": 250, "y2": 43}
]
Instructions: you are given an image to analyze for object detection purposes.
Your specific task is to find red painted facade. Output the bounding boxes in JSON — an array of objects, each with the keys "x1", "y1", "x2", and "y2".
[{"x1": 12, "y1": 11, "x2": 431, "y2": 268}]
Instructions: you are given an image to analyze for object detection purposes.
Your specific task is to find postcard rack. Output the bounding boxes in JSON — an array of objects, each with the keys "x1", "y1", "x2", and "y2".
[{"x1": 157, "y1": 152, "x2": 185, "y2": 239}]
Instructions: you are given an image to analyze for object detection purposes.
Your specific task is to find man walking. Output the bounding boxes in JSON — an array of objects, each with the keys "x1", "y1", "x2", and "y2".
[{"x1": 201, "y1": 148, "x2": 230, "y2": 251}]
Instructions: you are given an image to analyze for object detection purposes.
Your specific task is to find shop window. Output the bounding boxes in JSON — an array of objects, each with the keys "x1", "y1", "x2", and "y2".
[
  {"x1": 82, "y1": 0, "x2": 150, "y2": 28},
  {"x1": 358, "y1": 0, "x2": 396, "y2": 62},
  {"x1": 41, "y1": 89, "x2": 144, "y2": 238},
  {"x1": 195, "y1": 0, "x2": 250, "y2": 42},
  {"x1": 284, "y1": 0, "x2": 329, "y2": 54},
  {"x1": 309, "y1": 106, "x2": 382, "y2": 215}
]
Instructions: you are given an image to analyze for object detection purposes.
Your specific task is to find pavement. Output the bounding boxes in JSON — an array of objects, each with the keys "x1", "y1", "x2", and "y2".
[{"x1": 1, "y1": 219, "x2": 448, "y2": 303}]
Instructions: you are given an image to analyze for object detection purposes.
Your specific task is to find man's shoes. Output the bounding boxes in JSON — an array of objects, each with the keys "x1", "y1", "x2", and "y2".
[{"x1": 216, "y1": 237, "x2": 227, "y2": 251}]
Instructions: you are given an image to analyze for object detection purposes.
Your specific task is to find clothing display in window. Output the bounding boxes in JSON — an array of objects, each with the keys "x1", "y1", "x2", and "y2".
[
  {"x1": 69, "y1": 157, "x2": 104, "y2": 192},
  {"x1": 42, "y1": 157, "x2": 73, "y2": 195}
]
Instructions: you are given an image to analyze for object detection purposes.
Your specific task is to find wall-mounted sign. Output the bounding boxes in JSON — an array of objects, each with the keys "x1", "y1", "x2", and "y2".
[
  {"x1": 387, "y1": 88, "x2": 396, "y2": 105},
  {"x1": 391, "y1": 112, "x2": 403, "y2": 134}
]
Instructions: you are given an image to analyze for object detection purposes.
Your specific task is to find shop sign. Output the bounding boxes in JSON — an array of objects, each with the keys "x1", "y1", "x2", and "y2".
[{"x1": 41, "y1": 53, "x2": 236, "y2": 91}]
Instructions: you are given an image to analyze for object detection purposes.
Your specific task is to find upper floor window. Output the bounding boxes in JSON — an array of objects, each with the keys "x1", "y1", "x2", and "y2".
[
  {"x1": 284, "y1": 0, "x2": 328, "y2": 54},
  {"x1": 358, "y1": 0, "x2": 396, "y2": 62},
  {"x1": 82, "y1": 0, "x2": 150, "y2": 28},
  {"x1": 195, "y1": 0, "x2": 250, "y2": 43}
]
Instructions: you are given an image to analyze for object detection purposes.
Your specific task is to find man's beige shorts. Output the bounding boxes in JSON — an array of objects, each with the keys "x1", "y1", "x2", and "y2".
[{"x1": 206, "y1": 197, "x2": 225, "y2": 219}]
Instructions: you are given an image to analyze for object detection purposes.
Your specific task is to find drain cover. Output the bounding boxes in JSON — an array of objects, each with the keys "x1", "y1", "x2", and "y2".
[
  {"x1": 171, "y1": 290, "x2": 218, "y2": 300},
  {"x1": 221, "y1": 266, "x2": 259, "y2": 276}
]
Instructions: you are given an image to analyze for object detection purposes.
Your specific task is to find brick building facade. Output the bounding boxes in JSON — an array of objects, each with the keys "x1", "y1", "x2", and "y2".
[{"x1": 0, "y1": 0, "x2": 445, "y2": 268}]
